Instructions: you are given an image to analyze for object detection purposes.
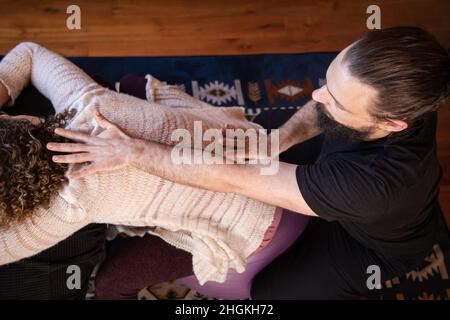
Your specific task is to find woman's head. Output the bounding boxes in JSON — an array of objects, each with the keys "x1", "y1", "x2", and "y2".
[
  {"x1": 312, "y1": 26, "x2": 450, "y2": 141},
  {"x1": 0, "y1": 109, "x2": 75, "y2": 227}
]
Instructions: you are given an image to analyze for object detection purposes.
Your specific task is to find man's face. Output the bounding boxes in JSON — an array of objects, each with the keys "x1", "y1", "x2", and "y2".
[
  {"x1": 311, "y1": 44, "x2": 407, "y2": 141},
  {"x1": 315, "y1": 101, "x2": 376, "y2": 142}
]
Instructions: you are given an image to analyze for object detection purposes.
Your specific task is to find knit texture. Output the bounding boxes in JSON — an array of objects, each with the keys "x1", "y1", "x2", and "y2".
[{"x1": 0, "y1": 42, "x2": 277, "y2": 284}]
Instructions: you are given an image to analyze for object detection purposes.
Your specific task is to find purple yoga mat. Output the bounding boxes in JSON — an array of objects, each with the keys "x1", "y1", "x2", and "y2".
[{"x1": 179, "y1": 210, "x2": 310, "y2": 299}]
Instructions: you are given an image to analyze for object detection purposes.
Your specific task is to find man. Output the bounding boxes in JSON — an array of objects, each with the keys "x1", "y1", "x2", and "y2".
[{"x1": 48, "y1": 27, "x2": 450, "y2": 299}]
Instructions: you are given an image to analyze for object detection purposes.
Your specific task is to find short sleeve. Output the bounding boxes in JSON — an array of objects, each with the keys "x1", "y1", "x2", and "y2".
[{"x1": 296, "y1": 160, "x2": 388, "y2": 223}]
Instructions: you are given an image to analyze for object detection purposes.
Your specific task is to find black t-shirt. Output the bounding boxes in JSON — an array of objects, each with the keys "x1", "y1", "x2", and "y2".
[{"x1": 296, "y1": 111, "x2": 442, "y2": 260}]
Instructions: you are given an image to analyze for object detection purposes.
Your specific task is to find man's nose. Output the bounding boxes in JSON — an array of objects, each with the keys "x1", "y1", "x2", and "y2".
[{"x1": 312, "y1": 86, "x2": 328, "y2": 104}]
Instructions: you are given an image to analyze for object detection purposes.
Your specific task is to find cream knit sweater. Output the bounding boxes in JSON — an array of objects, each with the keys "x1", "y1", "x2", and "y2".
[{"x1": 0, "y1": 42, "x2": 277, "y2": 284}]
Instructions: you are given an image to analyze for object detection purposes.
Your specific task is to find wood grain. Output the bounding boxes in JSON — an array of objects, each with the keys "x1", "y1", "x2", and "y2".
[{"x1": 0, "y1": 0, "x2": 449, "y2": 56}]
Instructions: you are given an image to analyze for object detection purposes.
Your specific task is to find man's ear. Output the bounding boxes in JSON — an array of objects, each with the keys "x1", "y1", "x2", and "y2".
[{"x1": 378, "y1": 119, "x2": 409, "y2": 133}]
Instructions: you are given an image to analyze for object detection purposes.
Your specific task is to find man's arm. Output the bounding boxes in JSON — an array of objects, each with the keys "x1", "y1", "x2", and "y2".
[
  {"x1": 276, "y1": 99, "x2": 322, "y2": 153},
  {"x1": 48, "y1": 109, "x2": 319, "y2": 217},
  {"x1": 221, "y1": 100, "x2": 322, "y2": 160},
  {"x1": 128, "y1": 139, "x2": 318, "y2": 216}
]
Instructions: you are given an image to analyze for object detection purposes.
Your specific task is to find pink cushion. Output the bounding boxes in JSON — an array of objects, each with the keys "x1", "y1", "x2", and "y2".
[
  {"x1": 116, "y1": 75, "x2": 310, "y2": 299},
  {"x1": 251, "y1": 207, "x2": 283, "y2": 256},
  {"x1": 179, "y1": 209, "x2": 309, "y2": 299}
]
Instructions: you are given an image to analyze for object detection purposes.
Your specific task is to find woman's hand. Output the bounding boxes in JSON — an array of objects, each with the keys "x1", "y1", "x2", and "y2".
[{"x1": 47, "y1": 109, "x2": 141, "y2": 179}]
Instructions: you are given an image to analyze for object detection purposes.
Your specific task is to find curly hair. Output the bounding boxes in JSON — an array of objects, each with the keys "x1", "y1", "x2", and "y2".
[{"x1": 0, "y1": 109, "x2": 76, "y2": 228}]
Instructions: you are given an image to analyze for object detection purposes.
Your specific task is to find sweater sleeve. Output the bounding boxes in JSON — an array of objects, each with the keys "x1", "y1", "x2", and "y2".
[
  {"x1": 0, "y1": 42, "x2": 101, "y2": 113},
  {"x1": 0, "y1": 195, "x2": 91, "y2": 266},
  {"x1": 145, "y1": 74, "x2": 214, "y2": 110}
]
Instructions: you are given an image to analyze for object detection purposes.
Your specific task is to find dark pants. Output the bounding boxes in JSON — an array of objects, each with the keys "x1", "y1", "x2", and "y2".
[
  {"x1": 251, "y1": 132, "x2": 447, "y2": 300},
  {"x1": 0, "y1": 223, "x2": 106, "y2": 299},
  {"x1": 0, "y1": 78, "x2": 109, "y2": 300},
  {"x1": 250, "y1": 218, "x2": 429, "y2": 299}
]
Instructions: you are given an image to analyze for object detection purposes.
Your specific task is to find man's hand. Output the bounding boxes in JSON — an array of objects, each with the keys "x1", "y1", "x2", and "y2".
[
  {"x1": 218, "y1": 100, "x2": 322, "y2": 162},
  {"x1": 217, "y1": 124, "x2": 280, "y2": 162},
  {"x1": 47, "y1": 109, "x2": 140, "y2": 179}
]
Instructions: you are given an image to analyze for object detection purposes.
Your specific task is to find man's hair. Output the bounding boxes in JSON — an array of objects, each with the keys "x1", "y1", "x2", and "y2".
[
  {"x1": 342, "y1": 26, "x2": 450, "y2": 124},
  {"x1": 0, "y1": 109, "x2": 75, "y2": 227}
]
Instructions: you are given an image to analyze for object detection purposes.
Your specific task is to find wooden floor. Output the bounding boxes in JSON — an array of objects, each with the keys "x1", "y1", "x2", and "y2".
[{"x1": 1, "y1": 0, "x2": 450, "y2": 225}]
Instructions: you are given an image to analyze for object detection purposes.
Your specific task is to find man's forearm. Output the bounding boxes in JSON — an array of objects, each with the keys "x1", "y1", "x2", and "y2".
[
  {"x1": 129, "y1": 138, "x2": 317, "y2": 215},
  {"x1": 277, "y1": 99, "x2": 322, "y2": 152},
  {"x1": 130, "y1": 139, "x2": 239, "y2": 193}
]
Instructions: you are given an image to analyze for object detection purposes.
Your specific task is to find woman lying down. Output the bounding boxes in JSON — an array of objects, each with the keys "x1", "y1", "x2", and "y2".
[{"x1": 0, "y1": 42, "x2": 284, "y2": 287}]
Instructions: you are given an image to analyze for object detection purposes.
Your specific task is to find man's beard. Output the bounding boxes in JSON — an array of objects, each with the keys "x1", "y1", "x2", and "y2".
[{"x1": 315, "y1": 102, "x2": 377, "y2": 143}]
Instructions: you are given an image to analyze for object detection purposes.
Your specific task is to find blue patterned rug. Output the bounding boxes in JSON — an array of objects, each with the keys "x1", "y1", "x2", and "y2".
[{"x1": 69, "y1": 53, "x2": 336, "y2": 130}]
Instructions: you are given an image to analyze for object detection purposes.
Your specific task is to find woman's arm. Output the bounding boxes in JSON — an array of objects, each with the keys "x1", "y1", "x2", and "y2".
[
  {"x1": 0, "y1": 196, "x2": 91, "y2": 266},
  {"x1": 0, "y1": 42, "x2": 100, "y2": 113}
]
